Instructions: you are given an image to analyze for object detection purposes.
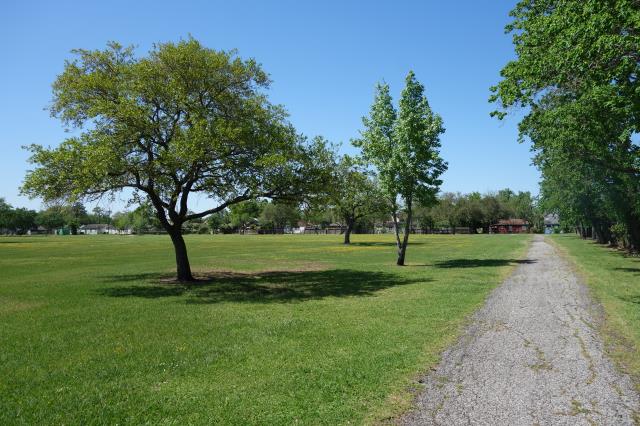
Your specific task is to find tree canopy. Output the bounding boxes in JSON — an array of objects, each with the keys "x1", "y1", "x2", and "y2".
[
  {"x1": 329, "y1": 155, "x2": 387, "y2": 244},
  {"x1": 491, "y1": 0, "x2": 640, "y2": 249},
  {"x1": 21, "y1": 38, "x2": 334, "y2": 280}
]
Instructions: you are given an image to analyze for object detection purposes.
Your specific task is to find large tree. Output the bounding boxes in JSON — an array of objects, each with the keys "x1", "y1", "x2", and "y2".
[
  {"x1": 356, "y1": 72, "x2": 447, "y2": 265},
  {"x1": 491, "y1": 0, "x2": 640, "y2": 249},
  {"x1": 22, "y1": 39, "x2": 333, "y2": 280}
]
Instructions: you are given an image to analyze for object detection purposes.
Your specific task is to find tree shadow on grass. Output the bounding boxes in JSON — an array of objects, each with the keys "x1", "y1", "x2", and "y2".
[
  {"x1": 617, "y1": 295, "x2": 640, "y2": 305},
  {"x1": 0, "y1": 239, "x2": 58, "y2": 244},
  {"x1": 348, "y1": 241, "x2": 426, "y2": 247},
  {"x1": 433, "y1": 258, "x2": 536, "y2": 268},
  {"x1": 613, "y1": 267, "x2": 640, "y2": 276},
  {"x1": 97, "y1": 269, "x2": 428, "y2": 304}
]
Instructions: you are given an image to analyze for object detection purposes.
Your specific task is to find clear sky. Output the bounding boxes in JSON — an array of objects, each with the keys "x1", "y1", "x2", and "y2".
[{"x1": 0, "y1": 0, "x2": 539, "y2": 211}]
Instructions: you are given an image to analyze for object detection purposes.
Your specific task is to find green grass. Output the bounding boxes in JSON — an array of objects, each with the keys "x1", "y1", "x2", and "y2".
[
  {"x1": 550, "y1": 234, "x2": 640, "y2": 388},
  {"x1": 0, "y1": 233, "x2": 530, "y2": 424}
]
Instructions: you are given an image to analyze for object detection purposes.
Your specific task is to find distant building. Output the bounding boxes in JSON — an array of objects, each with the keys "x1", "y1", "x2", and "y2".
[
  {"x1": 79, "y1": 224, "x2": 132, "y2": 235},
  {"x1": 490, "y1": 219, "x2": 530, "y2": 234},
  {"x1": 326, "y1": 223, "x2": 346, "y2": 234},
  {"x1": 544, "y1": 214, "x2": 560, "y2": 234},
  {"x1": 27, "y1": 226, "x2": 48, "y2": 235},
  {"x1": 79, "y1": 224, "x2": 113, "y2": 235}
]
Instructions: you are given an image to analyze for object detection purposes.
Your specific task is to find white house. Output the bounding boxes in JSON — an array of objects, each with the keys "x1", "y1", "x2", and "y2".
[
  {"x1": 79, "y1": 224, "x2": 132, "y2": 235},
  {"x1": 79, "y1": 224, "x2": 112, "y2": 235}
]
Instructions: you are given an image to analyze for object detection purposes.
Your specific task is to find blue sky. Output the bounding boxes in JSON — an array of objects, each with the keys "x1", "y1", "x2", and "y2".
[{"x1": 0, "y1": 0, "x2": 539, "y2": 211}]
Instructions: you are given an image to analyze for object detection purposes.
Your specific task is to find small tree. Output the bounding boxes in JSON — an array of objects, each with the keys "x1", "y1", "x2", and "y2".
[
  {"x1": 112, "y1": 211, "x2": 130, "y2": 232},
  {"x1": 331, "y1": 156, "x2": 386, "y2": 244},
  {"x1": 433, "y1": 193, "x2": 462, "y2": 234},
  {"x1": 206, "y1": 211, "x2": 229, "y2": 234},
  {"x1": 35, "y1": 205, "x2": 66, "y2": 232},
  {"x1": 259, "y1": 201, "x2": 300, "y2": 231},
  {"x1": 228, "y1": 200, "x2": 262, "y2": 233},
  {"x1": 22, "y1": 39, "x2": 332, "y2": 280},
  {"x1": 356, "y1": 72, "x2": 447, "y2": 265},
  {"x1": 0, "y1": 199, "x2": 14, "y2": 232}
]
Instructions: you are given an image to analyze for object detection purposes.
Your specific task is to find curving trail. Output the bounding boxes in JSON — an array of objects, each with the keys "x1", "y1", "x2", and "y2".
[{"x1": 401, "y1": 235, "x2": 639, "y2": 425}]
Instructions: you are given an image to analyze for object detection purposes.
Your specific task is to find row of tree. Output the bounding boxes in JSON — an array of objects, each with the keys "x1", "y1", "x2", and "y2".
[
  {"x1": 414, "y1": 190, "x2": 540, "y2": 233},
  {"x1": 0, "y1": 199, "x2": 111, "y2": 234},
  {"x1": 491, "y1": 0, "x2": 640, "y2": 251},
  {"x1": 2, "y1": 188, "x2": 541, "y2": 238}
]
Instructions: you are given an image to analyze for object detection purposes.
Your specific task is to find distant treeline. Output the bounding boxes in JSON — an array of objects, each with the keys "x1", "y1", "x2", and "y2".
[{"x1": 1, "y1": 188, "x2": 545, "y2": 235}]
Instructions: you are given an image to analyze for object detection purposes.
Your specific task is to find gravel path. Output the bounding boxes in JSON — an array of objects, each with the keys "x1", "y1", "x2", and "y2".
[{"x1": 401, "y1": 235, "x2": 639, "y2": 425}]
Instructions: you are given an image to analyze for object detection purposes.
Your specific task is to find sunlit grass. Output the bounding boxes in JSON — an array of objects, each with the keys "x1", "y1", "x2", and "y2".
[{"x1": 0, "y1": 233, "x2": 530, "y2": 424}]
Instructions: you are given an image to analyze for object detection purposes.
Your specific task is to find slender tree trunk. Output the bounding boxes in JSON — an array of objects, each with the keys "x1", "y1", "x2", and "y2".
[
  {"x1": 392, "y1": 207, "x2": 402, "y2": 251},
  {"x1": 397, "y1": 199, "x2": 412, "y2": 266},
  {"x1": 168, "y1": 227, "x2": 194, "y2": 282}
]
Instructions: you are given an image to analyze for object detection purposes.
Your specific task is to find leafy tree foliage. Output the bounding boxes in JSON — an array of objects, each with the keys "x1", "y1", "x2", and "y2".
[
  {"x1": 112, "y1": 203, "x2": 161, "y2": 234},
  {"x1": 227, "y1": 200, "x2": 262, "y2": 233},
  {"x1": 21, "y1": 38, "x2": 334, "y2": 280},
  {"x1": 427, "y1": 190, "x2": 540, "y2": 233},
  {"x1": 356, "y1": 72, "x2": 447, "y2": 264},
  {"x1": 491, "y1": 0, "x2": 640, "y2": 249},
  {"x1": 206, "y1": 211, "x2": 229, "y2": 234},
  {"x1": 0, "y1": 199, "x2": 37, "y2": 234},
  {"x1": 329, "y1": 156, "x2": 387, "y2": 244},
  {"x1": 259, "y1": 201, "x2": 300, "y2": 231}
]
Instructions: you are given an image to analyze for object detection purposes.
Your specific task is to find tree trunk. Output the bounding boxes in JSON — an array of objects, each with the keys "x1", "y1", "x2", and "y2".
[
  {"x1": 344, "y1": 220, "x2": 353, "y2": 244},
  {"x1": 168, "y1": 227, "x2": 194, "y2": 282},
  {"x1": 579, "y1": 224, "x2": 587, "y2": 239},
  {"x1": 392, "y1": 208, "x2": 402, "y2": 251},
  {"x1": 397, "y1": 200, "x2": 412, "y2": 266},
  {"x1": 626, "y1": 215, "x2": 640, "y2": 252}
]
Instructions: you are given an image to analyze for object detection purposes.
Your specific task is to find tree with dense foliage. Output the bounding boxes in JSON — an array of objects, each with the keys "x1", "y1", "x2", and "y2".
[
  {"x1": 330, "y1": 156, "x2": 387, "y2": 244},
  {"x1": 420, "y1": 190, "x2": 540, "y2": 233},
  {"x1": 356, "y1": 72, "x2": 447, "y2": 264},
  {"x1": 0, "y1": 198, "x2": 13, "y2": 231},
  {"x1": 112, "y1": 203, "x2": 161, "y2": 234},
  {"x1": 21, "y1": 39, "x2": 334, "y2": 280},
  {"x1": 491, "y1": 0, "x2": 640, "y2": 250},
  {"x1": 431, "y1": 193, "x2": 463, "y2": 233},
  {"x1": 206, "y1": 211, "x2": 229, "y2": 234},
  {"x1": 35, "y1": 205, "x2": 66, "y2": 232},
  {"x1": 259, "y1": 201, "x2": 300, "y2": 231},
  {"x1": 0, "y1": 199, "x2": 37, "y2": 234},
  {"x1": 227, "y1": 200, "x2": 262, "y2": 233}
]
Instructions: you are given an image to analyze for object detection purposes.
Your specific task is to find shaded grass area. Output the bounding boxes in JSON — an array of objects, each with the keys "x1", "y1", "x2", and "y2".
[
  {"x1": 0, "y1": 234, "x2": 530, "y2": 424},
  {"x1": 99, "y1": 269, "x2": 426, "y2": 303},
  {"x1": 551, "y1": 235, "x2": 640, "y2": 388}
]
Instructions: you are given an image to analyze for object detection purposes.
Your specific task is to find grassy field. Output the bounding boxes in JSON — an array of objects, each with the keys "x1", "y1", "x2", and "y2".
[
  {"x1": 551, "y1": 234, "x2": 640, "y2": 388},
  {"x1": 0, "y1": 233, "x2": 530, "y2": 424}
]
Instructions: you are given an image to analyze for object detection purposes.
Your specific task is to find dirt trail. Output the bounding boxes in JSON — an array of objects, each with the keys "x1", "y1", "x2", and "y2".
[{"x1": 401, "y1": 235, "x2": 639, "y2": 425}]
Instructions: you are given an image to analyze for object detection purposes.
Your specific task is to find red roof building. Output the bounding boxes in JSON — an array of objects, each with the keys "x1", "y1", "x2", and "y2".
[{"x1": 490, "y1": 219, "x2": 530, "y2": 234}]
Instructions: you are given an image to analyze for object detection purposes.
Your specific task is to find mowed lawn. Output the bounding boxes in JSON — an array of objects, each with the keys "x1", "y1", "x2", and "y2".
[
  {"x1": 551, "y1": 235, "x2": 640, "y2": 387},
  {"x1": 0, "y1": 234, "x2": 530, "y2": 424}
]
